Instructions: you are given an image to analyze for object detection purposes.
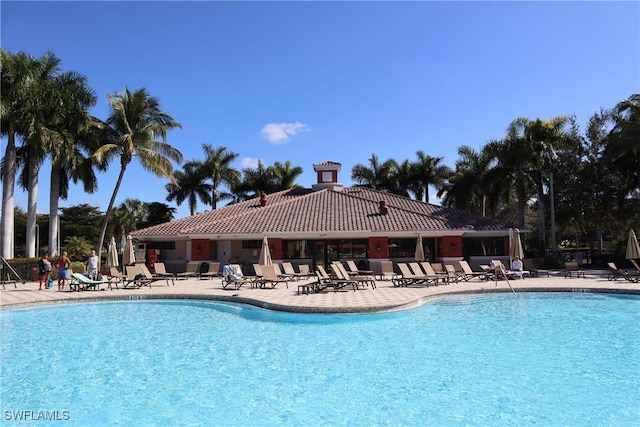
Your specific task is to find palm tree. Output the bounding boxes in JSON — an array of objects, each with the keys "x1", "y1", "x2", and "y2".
[
  {"x1": 18, "y1": 52, "x2": 66, "y2": 257},
  {"x1": 199, "y1": 144, "x2": 240, "y2": 209},
  {"x1": 49, "y1": 118, "x2": 109, "y2": 256},
  {"x1": 516, "y1": 117, "x2": 570, "y2": 254},
  {"x1": 386, "y1": 159, "x2": 412, "y2": 198},
  {"x1": 484, "y1": 122, "x2": 535, "y2": 229},
  {"x1": 606, "y1": 94, "x2": 640, "y2": 192},
  {"x1": 166, "y1": 161, "x2": 212, "y2": 215},
  {"x1": 93, "y1": 87, "x2": 183, "y2": 260},
  {"x1": 411, "y1": 151, "x2": 452, "y2": 203},
  {"x1": 45, "y1": 74, "x2": 101, "y2": 256},
  {"x1": 235, "y1": 160, "x2": 278, "y2": 198},
  {"x1": 1, "y1": 50, "x2": 48, "y2": 258},
  {"x1": 442, "y1": 145, "x2": 494, "y2": 216},
  {"x1": 351, "y1": 154, "x2": 398, "y2": 191},
  {"x1": 271, "y1": 160, "x2": 303, "y2": 190}
]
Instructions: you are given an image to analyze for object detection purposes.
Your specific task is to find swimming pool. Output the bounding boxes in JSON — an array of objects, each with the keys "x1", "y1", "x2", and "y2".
[{"x1": 1, "y1": 293, "x2": 638, "y2": 426}]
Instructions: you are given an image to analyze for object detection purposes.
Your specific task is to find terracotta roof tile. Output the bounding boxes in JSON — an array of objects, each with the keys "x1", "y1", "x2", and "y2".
[{"x1": 132, "y1": 187, "x2": 511, "y2": 238}]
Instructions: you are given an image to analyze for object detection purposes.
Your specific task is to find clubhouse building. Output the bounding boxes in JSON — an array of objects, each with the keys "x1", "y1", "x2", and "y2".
[{"x1": 131, "y1": 161, "x2": 516, "y2": 274}]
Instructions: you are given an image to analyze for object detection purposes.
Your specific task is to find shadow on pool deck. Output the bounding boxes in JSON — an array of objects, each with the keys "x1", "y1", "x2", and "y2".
[{"x1": 1, "y1": 269, "x2": 639, "y2": 313}]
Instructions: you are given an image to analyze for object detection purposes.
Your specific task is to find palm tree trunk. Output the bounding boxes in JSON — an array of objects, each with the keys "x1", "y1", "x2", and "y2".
[
  {"x1": 516, "y1": 171, "x2": 526, "y2": 229},
  {"x1": 49, "y1": 167, "x2": 60, "y2": 257},
  {"x1": 536, "y1": 173, "x2": 546, "y2": 256},
  {"x1": 97, "y1": 165, "x2": 127, "y2": 262},
  {"x1": 1, "y1": 130, "x2": 17, "y2": 259},
  {"x1": 26, "y1": 152, "x2": 40, "y2": 258}
]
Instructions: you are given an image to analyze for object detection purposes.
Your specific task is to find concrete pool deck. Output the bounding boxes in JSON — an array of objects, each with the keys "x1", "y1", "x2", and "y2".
[{"x1": 1, "y1": 269, "x2": 639, "y2": 313}]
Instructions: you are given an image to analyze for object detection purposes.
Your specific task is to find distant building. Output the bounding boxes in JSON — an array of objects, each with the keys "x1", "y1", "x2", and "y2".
[{"x1": 132, "y1": 161, "x2": 515, "y2": 273}]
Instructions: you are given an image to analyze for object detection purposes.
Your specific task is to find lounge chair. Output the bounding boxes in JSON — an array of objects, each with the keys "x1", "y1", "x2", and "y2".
[
  {"x1": 458, "y1": 260, "x2": 488, "y2": 281},
  {"x1": 139, "y1": 263, "x2": 174, "y2": 286},
  {"x1": 153, "y1": 262, "x2": 177, "y2": 281},
  {"x1": 419, "y1": 262, "x2": 448, "y2": 284},
  {"x1": 70, "y1": 272, "x2": 112, "y2": 291},
  {"x1": 523, "y1": 258, "x2": 550, "y2": 278},
  {"x1": 444, "y1": 264, "x2": 461, "y2": 283},
  {"x1": 108, "y1": 266, "x2": 126, "y2": 289},
  {"x1": 297, "y1": 264, "x2": 313, "y2": 278},
  {"x1": 607, "y1": 262, "x2": 629, "y2": 281},
  {"x1": 393, "y1": 263, "x2": 431, "y2": 287},
  {"x1": 122, "y1": 265, "x2": 151, "y2": 288},
  {"x1": 564, "y1": 261, "x2": 585, "y2": 278},
  {"x1": 345, "y1": 260, "x2": 375, "y2": 279},
  {"x1": 332, "y1": 261, "x2": 374, "y2": 289},
  {"x1": 378, "y1": 261, "x2": 396, "y2": 281},
  {"x1": 281, "y1": 262, "x2": 305, "y2": 281},
  {"x1": 273, "y1": 263, "x2": 296, "y2": 281},
  {"x1": 199, "y1": 261, "x2": 221, "y2": 280},
  {"x1": 316, "y1": 265, "x2": 357, "y2": 292},
  {"x1": 175, "y1": 262, "x2": 200, "y2": 280},
  {"x1": 255, "y1": 264, "x2": 289, "y2": 289}
]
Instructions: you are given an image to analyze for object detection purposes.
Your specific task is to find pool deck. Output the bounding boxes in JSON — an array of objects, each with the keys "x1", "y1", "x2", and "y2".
[{"x1": 1, "y1": 269, "x2": 639, "y2": 313}]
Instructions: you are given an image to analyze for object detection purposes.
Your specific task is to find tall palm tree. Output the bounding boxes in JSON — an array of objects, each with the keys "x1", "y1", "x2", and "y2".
[
  {"x1": 1, "y1": 50, "x2": 49, "y2": 258},
  {"x1": 235, "y1": 160, "x2": 278, "y2": 198},
  {"x1": 271, "y1": 160, "x2": 303, "y2": 190},
  {"x1": 411, "y1": 151, "x2": 452, "y2": 203},
  {"x1": 19, "y1": 52, "x2": 65, "y2": 257},
  {"x1": 442, "y1": 145, "x2": 494, "y2": 216},
  {"x1": 351, "y1": 154, "x2": 398, "y2": 191},
  {"x1": 93, "y1": 87, "x2": 183, "y2": 260},
  {"x1": 45, "y1": 74, "x2": 101, "y2": 256},
  {"x1": 387, "y1": 159, "x2": 412, "y2": 198},
  {"x1": 166, "y1": 161, "x2": 212, "y2": 216},
  {"x1": 606, "y1": 94, "x2": 640, "y2": 192},
  {"x1": 484, "y1": 122, "x2": 535, "y2": 229},
  {"x1": 199, "y1": 144, "x2": 240, "y2": 209},
  {"x1": 49, "y1": 118, "x2": 108, "y2": 256},
  {"x1": 517, "y1": 116, "x2": 570, "y2": 254}
]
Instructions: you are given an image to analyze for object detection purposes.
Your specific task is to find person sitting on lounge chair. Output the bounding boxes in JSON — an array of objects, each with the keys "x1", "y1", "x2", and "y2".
[{"x1": 511, "y1": 256, "x2": 523, "y2": 272}]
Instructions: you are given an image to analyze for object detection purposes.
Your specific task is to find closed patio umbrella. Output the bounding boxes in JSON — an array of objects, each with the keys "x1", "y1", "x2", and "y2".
[
  {"x1": 123, "y1": 234, "x2": 135, "y2": 270},
  {"x1": 509, "y1": 228, "x2": 524, "y2": 261},
  {"x1": 259, "y1": 236, "x2": 272, "y2": 265},
  {"x1": 106, "y1": 236, "x2": 119, "y2": 268},
  {"x1": 414, "y1": 235, "x2": 425, "y2": 262},
  {"x1": 626, "y1": 229, "x2": 640, "y2": 260}
]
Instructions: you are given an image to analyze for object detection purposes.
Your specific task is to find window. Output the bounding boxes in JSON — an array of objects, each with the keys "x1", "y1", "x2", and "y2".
[
  {"x1": 462, "y1": 237, "x2": 505, "y2": 257},
  {"x1": 146, "y1": 241, "x2": 176, "y2": 250},
  {"x1": 282, "y1": 240, "x2": 313, "y2": 259},
  {"x1": 388, "y1": 238, "x2": 434, "y2": 260},
  {"x1": 242, "y1": 240, "x2": 262, "y2": 249}
]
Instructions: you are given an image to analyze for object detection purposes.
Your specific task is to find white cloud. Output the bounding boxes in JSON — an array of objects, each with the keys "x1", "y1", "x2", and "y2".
[
  {"x1": 260, "y1": 122, "x2": 309, "y2": 144},
  {"x1": 241, "y1": 157, "x2": 260, "y2": 169}
]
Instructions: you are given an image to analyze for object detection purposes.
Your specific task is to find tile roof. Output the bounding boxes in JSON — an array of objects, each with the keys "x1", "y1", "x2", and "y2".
[{"x1": 132, "y1": 187, "x2": 512, "y2": 239}]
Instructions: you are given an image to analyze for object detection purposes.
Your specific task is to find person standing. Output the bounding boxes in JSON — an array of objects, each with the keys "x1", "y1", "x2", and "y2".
[
  {"x1": 85, "y1": 249, "x2": 99, "y2": 280},
  {"x1": 57, "y1": 251, "x2": 71, "y2": 291},
  {"x1": 38, "y1": 252, "x2": 52, "y2": 290}
]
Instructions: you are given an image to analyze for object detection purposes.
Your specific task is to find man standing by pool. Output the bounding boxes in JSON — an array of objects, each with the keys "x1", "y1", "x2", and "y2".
[
  {"x1": 57, "y1": 251, "x2": 71, "y2": 291},
  {"x1": 85, "y1": 249, "x2": 99, "y2": 280}
]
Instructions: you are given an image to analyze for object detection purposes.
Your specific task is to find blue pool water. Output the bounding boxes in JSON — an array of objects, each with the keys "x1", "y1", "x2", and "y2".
[{"x1": 1, "y1": 293, "x2": 639, "y2": 426}]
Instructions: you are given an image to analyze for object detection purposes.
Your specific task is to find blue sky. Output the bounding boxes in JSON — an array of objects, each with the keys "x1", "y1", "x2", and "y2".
[{"x1": 2, "y1": 1, "x2": 638, "y2": 221}]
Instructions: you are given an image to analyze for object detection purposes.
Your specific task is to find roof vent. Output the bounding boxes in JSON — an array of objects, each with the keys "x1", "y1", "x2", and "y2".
[
  {"x1": 379, "y1": 200, "x2": 388, "y2": 215},
  {"x1": 260, "y1": 193, "x2": 267, "y2": 207}
]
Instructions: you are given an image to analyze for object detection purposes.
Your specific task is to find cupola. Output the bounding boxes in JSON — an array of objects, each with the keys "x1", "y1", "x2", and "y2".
[{"x1": 312, "y1": 161, "x2": 344, "y2": 191}]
